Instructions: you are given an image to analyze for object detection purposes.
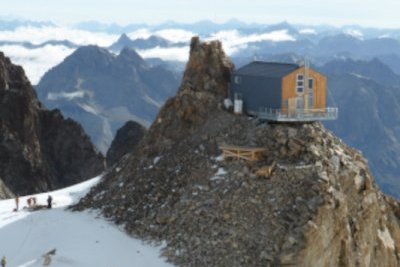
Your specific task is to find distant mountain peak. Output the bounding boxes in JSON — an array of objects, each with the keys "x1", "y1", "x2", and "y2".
[
  {"x1": 74, "y1": 45, "x2": 109, "y2": 55},
  {"x1": 36, "y1": 43, "x2": 179, "y2": 153},
  {"x1": 118, "y1": 33, "x2": 131, "y2": 41},
  {"x1": 64, "y1": 45, "x2": 115, "y2": 69},
  {"x1": 114, "y1": 33, "x2": 134, "y2": 47},
  {"x1": 117, "y1": 46, "x2": 147, "y2": 66},
  {"x1": 109, "y1": 34, "x2": 170, "y2": 52},
  {"x1": 70, "y1": 45, "x2": 111, "y2": 60}
]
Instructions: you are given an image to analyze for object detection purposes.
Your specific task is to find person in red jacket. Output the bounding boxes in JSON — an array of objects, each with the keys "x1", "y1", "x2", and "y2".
[{"x1": 14, "y1": 195, "x2": 19, "y2": 212}]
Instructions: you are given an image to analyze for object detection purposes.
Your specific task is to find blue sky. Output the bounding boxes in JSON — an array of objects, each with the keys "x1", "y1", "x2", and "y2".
[{"x1": 0, "y1": 0, "x2": 399, "y2": 28}]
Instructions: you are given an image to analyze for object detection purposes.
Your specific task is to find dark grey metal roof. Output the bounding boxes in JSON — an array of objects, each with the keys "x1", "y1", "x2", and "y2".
[{"x1": 235, "y1": 61, "x2": 299, "y2": 78}]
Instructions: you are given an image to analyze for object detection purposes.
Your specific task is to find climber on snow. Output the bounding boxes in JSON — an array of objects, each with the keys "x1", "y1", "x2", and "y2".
[
  {"x1": 47, "y1": 195, "x2": 53, "y2": 209},
  {"x1": 14, "y1": 195, "x2": 19, "y2": 212}
]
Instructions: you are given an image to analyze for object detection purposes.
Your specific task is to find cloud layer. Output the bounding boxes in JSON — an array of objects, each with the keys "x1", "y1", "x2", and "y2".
[
  {"x1": 128, "y1": 28, "x2": 194, "y2": 43},
  {"x1": 0, "y1": 25, "x2": 299, "y2": 84},
  {"x1": 0, "y1": 44, "x2": 75, "y2": 84},
  {"x1": 0, "y1": 26, "x2": 118, "y2": 46},
  {"x1": 207, "y1": 29, "x2": 296, "y2": 55},
  {"x1": 137, "y1": 46, "x2": 189, "y2": 61}
]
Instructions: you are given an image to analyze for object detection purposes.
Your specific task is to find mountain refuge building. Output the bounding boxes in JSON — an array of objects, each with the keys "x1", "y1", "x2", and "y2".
[{"x1": 230, "y1": 61, "x2": 338, "y2": 121}]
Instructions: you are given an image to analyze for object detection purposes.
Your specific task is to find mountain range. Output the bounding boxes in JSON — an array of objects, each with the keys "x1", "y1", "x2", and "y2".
[
  {"x1": 319, "y1": 58, "x2": 400, "y2": 198},
  {"x1": 36, "y1": 45, "x2": 180, "y2": 154},
  {"x1": 6, "y1": 20, "x2": 400, "y2": 87}
]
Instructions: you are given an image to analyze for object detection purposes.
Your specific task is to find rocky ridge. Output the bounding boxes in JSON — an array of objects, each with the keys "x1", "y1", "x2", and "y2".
[
  {"x1": 106, "y1": 120, "x2": 147, "y2": 166},
  {"x1": 76, "y1": 38, "x2": 400, "y2": 266},
  {"x1": 0, "y1": 52, "x2": 105, "y2": 197}
]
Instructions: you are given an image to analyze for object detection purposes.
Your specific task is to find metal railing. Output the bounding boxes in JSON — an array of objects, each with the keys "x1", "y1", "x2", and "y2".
[{"x1": 257, "y1": 107, "x2": 338, "y2": 121}]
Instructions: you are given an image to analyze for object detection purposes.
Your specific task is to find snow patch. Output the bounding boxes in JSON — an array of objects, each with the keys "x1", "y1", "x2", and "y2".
[
  {"x1": 47, "y1": 91, "x2": 85, "y2": 101},
  {"x1": 0, "y1": 176, "x2": 172, "y2": 267},
  {"x1": 78, "y1": 102, "x2": 100, "y2": 115},
  {"x1": 216, "y1": 168, "x2": 227, "y2": 176},
  {"x1": 210, "y1": 168, "x2": 227, "y2": 181},
  {"x1": 350, "y1": 72, "x2": 371, "y2": 80},
  {"x1": 153, "y1": 156, "x2": 162, "y2": 165},
  {"x1": 214, "y1": 154, "x2": 224, "y2": 162},
  {"x1": 344, "y1": 29, "x2": 364, "y2": 39},
  {"x1": 143, "y1": 94, "x2": 163, "y2": 108}
]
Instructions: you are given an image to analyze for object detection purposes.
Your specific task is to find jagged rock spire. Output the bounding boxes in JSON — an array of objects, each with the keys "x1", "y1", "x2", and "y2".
[{"x1": 180, "y1": 36, "x2": 234, "y2": 98}]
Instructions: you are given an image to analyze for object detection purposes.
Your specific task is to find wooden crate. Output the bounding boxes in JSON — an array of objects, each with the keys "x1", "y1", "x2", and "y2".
[{"x1": 219, "y1": 145, "x2": 265, "y2": 161}]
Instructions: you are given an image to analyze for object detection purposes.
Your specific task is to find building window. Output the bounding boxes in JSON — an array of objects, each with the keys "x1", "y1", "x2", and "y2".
[
  {"x1": 296, "y1": 74, "x2": 304, "y2": 94},
  {"x1": 308, "y1": 78, "x2": 314, "y2": 89},
  {"x1": 234, "y1": 76, "x2": 242, "y2": 84}
]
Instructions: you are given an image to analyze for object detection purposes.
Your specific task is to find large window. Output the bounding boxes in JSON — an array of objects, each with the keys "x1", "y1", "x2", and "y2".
[
  {"x1": 308, "y1": 78, "x2": 314, "y2": 107},
  {"x1": 308, "y1": 78, "x2": 314, "y2": 89}
]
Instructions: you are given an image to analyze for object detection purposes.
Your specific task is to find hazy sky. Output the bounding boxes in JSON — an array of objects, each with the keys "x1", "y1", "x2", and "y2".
[{"x1": 1, "y1": 0, "x2": 399, "y2": 28}]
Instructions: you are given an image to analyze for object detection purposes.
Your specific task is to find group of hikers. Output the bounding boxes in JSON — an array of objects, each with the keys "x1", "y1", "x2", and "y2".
[
  {"x1": 14, "y1": 195, "x2": 53, "y2": 212},
  {"x1": 1, "y1": 195, "x2": 55, "y2": 266}
]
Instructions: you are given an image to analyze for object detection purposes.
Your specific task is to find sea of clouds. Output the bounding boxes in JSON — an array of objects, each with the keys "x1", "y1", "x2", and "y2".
[
  {"x1": 0, "y1": 25, "x2": 297, "y2": 84},
  {"x1": 0, "y1": 26, "x2": 119, "y2": 84}
]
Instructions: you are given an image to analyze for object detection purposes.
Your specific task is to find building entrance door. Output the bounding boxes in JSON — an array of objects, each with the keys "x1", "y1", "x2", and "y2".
[{"x1": 296, "y1": 97, "x2": 304, "y2": 109}]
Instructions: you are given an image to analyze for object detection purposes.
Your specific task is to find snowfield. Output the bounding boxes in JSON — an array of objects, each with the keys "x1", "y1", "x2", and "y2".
[{"x1": 0, "y1": 176, "x2": 173, "y2": 267}]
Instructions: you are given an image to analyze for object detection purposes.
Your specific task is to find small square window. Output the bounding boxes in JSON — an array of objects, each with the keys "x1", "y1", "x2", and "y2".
[
  {"x1": 297, "y1": 81, "x2": 304, "y2": 86},
  {"x1": 297, "y1": 74, "x2": 304, "y2": 81},
  {"x1": 297, "y1": 86, "x2": 304, "y2": 93}
]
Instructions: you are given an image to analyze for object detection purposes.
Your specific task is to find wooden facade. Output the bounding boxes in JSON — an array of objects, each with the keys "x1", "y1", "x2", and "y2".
[
  {"x1": 230, "y1": 61, "x2": 337, "y2": 121},
  {"x1": 282, "y1": 66, "x2": 327, "y2": 111}
]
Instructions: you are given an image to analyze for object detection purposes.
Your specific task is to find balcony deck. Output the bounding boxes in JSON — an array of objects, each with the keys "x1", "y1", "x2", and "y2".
[{"x1": 255, "y1": 107, "x2": 338, "y2": 122}]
